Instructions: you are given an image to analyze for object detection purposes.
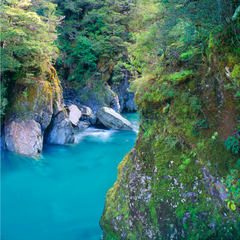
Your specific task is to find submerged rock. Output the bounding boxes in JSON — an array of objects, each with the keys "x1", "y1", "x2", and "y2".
[
  {"x1": 44, "y1": 111, "x2": 74, "y2": 145},
  {"x1": 5, "y1": 120, "x2": 43, "y2": 156},
  {"x1": 68, "y1": 104, "x2": 82, "y2": 126},
  {"x1": 97, "y1": 107, "x2": 133, "y2": 130}
]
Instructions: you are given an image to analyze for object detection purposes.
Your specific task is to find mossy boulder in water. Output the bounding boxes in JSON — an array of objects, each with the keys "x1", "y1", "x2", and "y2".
[
  {"x1": 4, "y1": 79, "x2": 53, "y2": 156},
  {"x1": 97, "y1": 107, "x2": 133, "y2": 130},
  {"x1": 4, "y1": 66, "x2": 74, "y2": 156}
]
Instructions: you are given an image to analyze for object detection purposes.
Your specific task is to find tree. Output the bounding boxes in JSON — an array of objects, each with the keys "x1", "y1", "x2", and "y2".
[
  {"x1": 1, "y1": 0, "x2": 60, "y2": 75},
  {"x1": 55, "y1": 0, "x2": 135, "y2": 86}
]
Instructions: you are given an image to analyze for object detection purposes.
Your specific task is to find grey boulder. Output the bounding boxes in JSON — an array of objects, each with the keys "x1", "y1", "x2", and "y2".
[
  {"x1": 97, "y1": 107, "x2": 133, "y2": 130},
  {"x1": 44, "y1": 111, "x2": 74, "y2": 145},
  {"x1": 68, "y1": 105, "x2": 82, "y2": 126}
]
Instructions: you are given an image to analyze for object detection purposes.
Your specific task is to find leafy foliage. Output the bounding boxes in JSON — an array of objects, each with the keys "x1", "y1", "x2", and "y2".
[
  {"x1": 1, "y1": 0, "x2": 60, "y2": 74},
  {"x1": 55, "y1": 0, "x2": 134, "y2": 86},
  {"x1": 225, "y1": 135, "x2": 240, "y2": 154}
]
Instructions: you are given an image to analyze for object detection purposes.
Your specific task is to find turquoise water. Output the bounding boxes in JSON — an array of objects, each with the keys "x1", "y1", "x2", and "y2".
[{"x1": 1, "y1": 113, "x2": 139, "y2": 240}]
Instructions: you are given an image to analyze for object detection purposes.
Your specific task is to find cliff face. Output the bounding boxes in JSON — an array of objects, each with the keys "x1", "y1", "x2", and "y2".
[{"x1": 100, "y1": 31, "x2": 240, "y2": 239}]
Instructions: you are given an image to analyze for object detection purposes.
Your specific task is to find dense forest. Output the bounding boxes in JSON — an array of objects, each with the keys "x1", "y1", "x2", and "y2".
[{"x1": 1, "y1": 0, "x2": 240, "y2": 239}]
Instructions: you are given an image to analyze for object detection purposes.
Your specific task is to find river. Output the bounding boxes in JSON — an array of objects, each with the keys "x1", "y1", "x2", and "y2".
[{"x1": 1, "y1": 113, "x2": 139, "y2": 240}]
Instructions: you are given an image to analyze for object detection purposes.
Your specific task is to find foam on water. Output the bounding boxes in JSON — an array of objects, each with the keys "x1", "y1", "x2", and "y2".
[
  {"x1": 1, "y1": 113, "x2": 139, "y2": 240},
  {"x1": 75, "y1": 128, "x2": 117, "y2": 144}
]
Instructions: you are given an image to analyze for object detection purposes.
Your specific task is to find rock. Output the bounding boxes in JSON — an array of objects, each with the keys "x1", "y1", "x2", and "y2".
[
  {"x1": 89, "y1": 111, "x2": 97, "y2": 125},
  {"x1": 6, "y1": 80, "x2": 53, "y2": 131},
  {"x1": 0, "y1": 134, "x2": 5, "y2": 149},
  {"x1": 76, "y1": 121, "x2": 90, "y2": 130},
  {"x1": 80, "y1": 106, "x2": 92, "y2": 120},
  {"x1": 44, "y1": 111, "x2": 74, "y2": 145},
  {"x1": 3, "y1": 66, "x2": 75, "y2": 156},
  {"x1": 110, "y1": 73, "x2": 137, "y2": 112},
  {"x1": 125, "y1": 97, "x2": 137, "y2": 112},
  {"x1": 4, "y1": 120, "x2": 43, "y2": 156},
  {"x1": 68, "y1": 104, "x2": 82, "y2": 126},
  {"x1": 97, "y1": 107, "x2": 133, "y2": 130},
  {"x1": 77, "y1": 84, "x2": 120, "y2": 113},
  {"x1": 110, "y1": 94, "x2": 121, "y2": 113},
  {"x1": 4, "y1": 78, "x2": 53, "y2": 156}
]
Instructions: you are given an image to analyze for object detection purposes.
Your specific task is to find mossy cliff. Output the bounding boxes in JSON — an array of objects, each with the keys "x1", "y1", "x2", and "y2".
[{"x1": 100, "y1": 29, "x2": 240, "y2": 239}]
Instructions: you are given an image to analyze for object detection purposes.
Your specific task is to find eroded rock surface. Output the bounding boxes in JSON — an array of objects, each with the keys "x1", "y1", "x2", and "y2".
[{"x1": 5, "y1": 120, "x2": 42, "y2": 156}]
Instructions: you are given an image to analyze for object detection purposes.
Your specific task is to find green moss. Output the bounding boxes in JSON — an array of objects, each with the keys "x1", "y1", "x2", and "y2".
[
  {"x1": 232, "y1": 64, "x2": 240, "y2": 83},
  {"x1": 169, "y1": 70, "x2": 193, "y2": 85},
  {"x1": 7, "y1": 65, "x2": 63, "y2": 122}
]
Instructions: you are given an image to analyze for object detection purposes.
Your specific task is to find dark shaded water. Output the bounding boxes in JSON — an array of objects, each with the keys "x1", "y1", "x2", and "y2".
[{"x1": 1, "y1": 113, "x2": 139, "y2": 240}]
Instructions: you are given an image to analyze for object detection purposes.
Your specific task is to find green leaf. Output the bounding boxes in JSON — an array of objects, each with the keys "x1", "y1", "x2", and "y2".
[
  {"x1": 230, "y1": 203, "x2": 236, "y2": 211},
  {"x1": 183, "y1": 158, "x2": 191, "y2": 165}
]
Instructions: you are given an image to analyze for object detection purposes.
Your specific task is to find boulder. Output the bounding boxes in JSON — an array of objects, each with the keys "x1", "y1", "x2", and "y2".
[
  {"x1": 4, "y1": 65, "x2": 74, "y2": 156},
  {"x1": 89, "y1": 111, "x2": 98, "y2": 125},
  {"x1": 68, "y1": 105, "x2": 82, "y2": 126},
  {"x1": 77, "y1": 121, "x2": 90, "y2": 130},
  {"x1": 97, "y1": 107, "x2": 133, "y2": 130},
  {"x1": 4, "y1": 120, "x2": 42, "y2": 156},
  {"x1": 77, "y1": 84, "x2": 120, "y2": 113},
  {"x1": 110, "y1": 95, "x2": 121, "y2": 113},
  {"x1": 44, "y1": 111, "x2": 74, "y2": 145},
  {"x1": 4, "y1": 79, "x2": 53, "y2": 155},
  {"x1": 81, "y1": 106, "x2": 92, "y2": 120}
]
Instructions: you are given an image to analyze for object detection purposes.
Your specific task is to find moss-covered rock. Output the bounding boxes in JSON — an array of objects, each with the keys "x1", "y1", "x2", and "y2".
[
  {"x1": 100, "y1": 31, "x2": 240, "y2": 239},
  {"x1": 77, "y1": 84, "x2": 120, "y2": 113},
  {"x1": 4, "y1": 65, "x2": 74, "y2": 156}
]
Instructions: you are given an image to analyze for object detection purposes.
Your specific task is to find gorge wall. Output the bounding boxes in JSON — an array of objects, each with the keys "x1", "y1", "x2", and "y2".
[{"x1": 100, "y1": 22, "x2": 240, "y2": 240}]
